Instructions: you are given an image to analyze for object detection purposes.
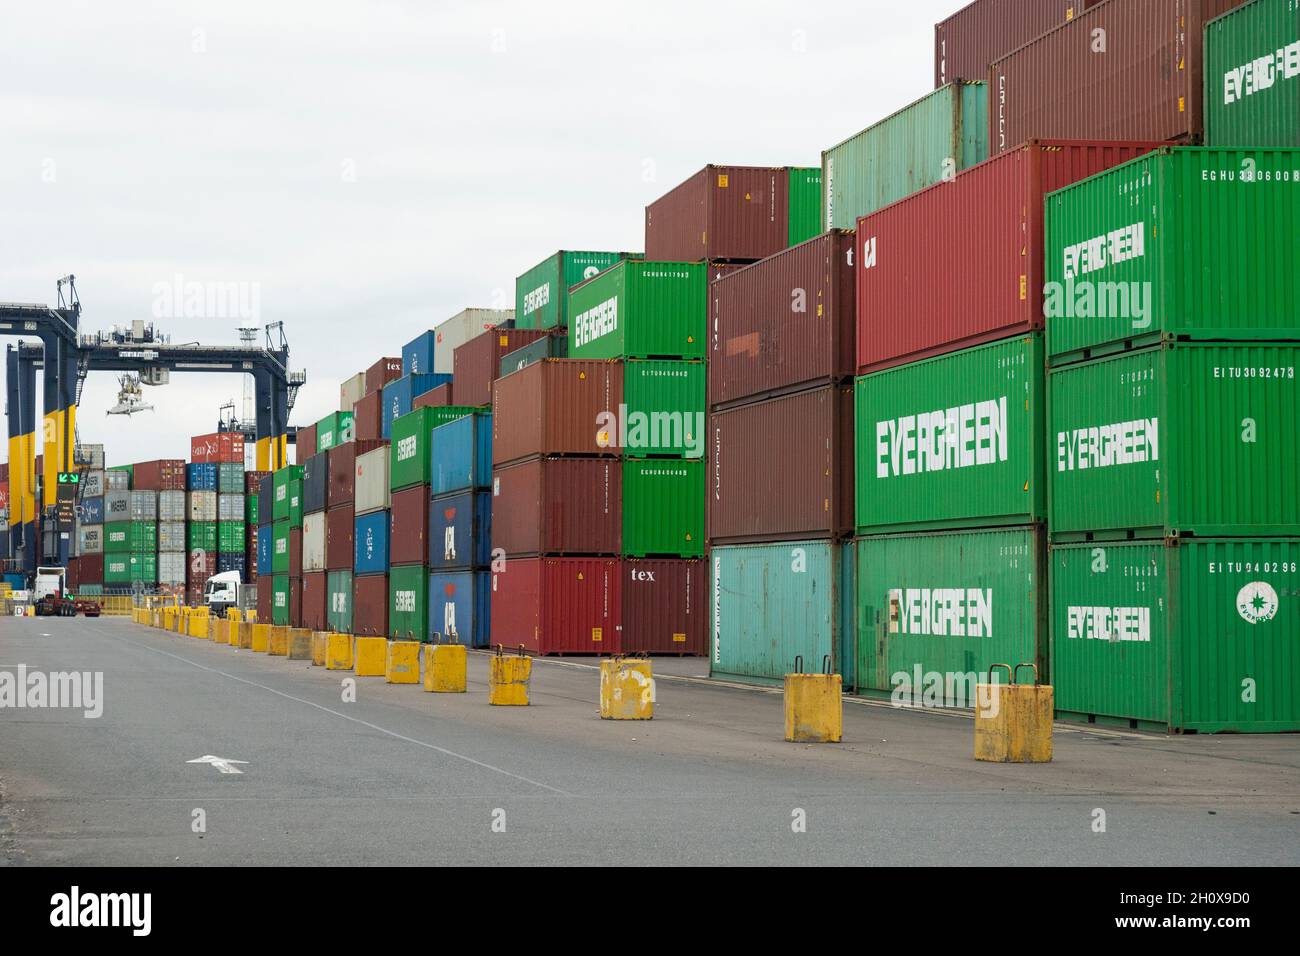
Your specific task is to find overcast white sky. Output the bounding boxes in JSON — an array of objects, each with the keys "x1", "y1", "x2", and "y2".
[{"x1": 1, "y1": 0, "x2": 957, "y2": 466}]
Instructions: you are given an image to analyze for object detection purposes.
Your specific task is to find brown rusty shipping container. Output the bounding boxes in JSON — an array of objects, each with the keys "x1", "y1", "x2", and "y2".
[
  {"x1": 364, "y1": 357, "x2": 403, "y2": 397},
  {"x1": 935, "y1": 0, "x2": 1094, "y2": 88},
  {"x1": 328, "y1": 438, "x2": 387, "y2": 506},
  {"x1": 453, "y1": 328, "x2": 550, "y2": 408},
  {"x1": 389, "y1": 485, "x2": 430, "y2": 566},
  {"x1": 708, "y1": 384, "x2": 854, "y2": 544},
  {"x1": 710, "y1": 230, "x2": 856, "y2": 409},
  {"x1": 353, "y1": 390, "x2": 382, "y2": 442},
  {"x1": 352, "y1": 572, "x2": 389, "y2": 636},
  {"x1": 622, "y1": 558, "x2": 705, "y2": 656},
  {"x1": 257, "y1": 579, "x2": 272, "y2": 621},
  {"x1": 646, "y1": 165, "x2": 788, "y2": 263},
  {"x1": 990, "y1": 0, "x2": 1246, "y2": 153},
  {"x1": 492, "y1": 359, "x2": 623, "y2": 467},
  {"x1": 413, "y1": 382, "x2": 454, "y2": 410},
  {"x1": 187, "y1": 549, "x2": 216, "y2": 587},
  {"x1": 490, "y1": 557, "x2": 621, "y2": 655},
  {"x1": 131, "y1": 459, "x2": 187, "y2": 491},
  {"x1": 491, "y1": 456, "x2": 621, "y2": 557},
  {"x1": 295, "y1": 424, "x2": 317, "y2": 464},
  {"x1": 78, "y1": 553, "x2": 104, "y2": 585},
  {"x1": 326, "y1": 503, "x2": 355, "y2": 571},
  {"x1": 289, "y1": 527, "x2": 302, "y2": 578},
  {"x1": 302, "y1": 570, "x2": 327, "y2": 631},
  {"x1": 244, "y1": 470, "x2": 270, "y2": 496}
]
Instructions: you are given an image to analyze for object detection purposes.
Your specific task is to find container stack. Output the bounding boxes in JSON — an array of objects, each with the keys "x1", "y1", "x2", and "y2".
[
  {"x1": 243, "y1": 469, "x2": 268, "y2": 594},
  {"x1": 300, "y1": 444, "x2": 329, "y2": 631},
  {"x1": 76, "y1": 462, "x2": 105, "y2": 594},
  {"x1": 268, "y1": 464, "x2": 304, "y2": 626},
  {"x1": 256, "y1": 474, "x2": 274, "y2": 613},
  {"x1": 350, "y1": 435, "x2": 390, "y2": 637},
  {"x1": 428, "y1": 412, "x2": 493, "y2": 647},
  {"x1": 186, "y1": 461, "x2": 218, "y2": 606}
]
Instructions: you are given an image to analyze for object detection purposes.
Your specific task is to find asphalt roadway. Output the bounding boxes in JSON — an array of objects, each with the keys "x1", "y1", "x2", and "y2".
[{"x1": 1, "y1": 615, "x2": 1296, "y2": 866}]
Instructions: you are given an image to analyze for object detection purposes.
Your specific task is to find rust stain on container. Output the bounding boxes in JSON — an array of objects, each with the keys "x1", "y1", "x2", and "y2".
[
  {"x1": 491, "y1": 359, "x2": 623, "y2": 467},
  {"x1": 491, "y1": 456, "x2": 621, "y2": 557}
]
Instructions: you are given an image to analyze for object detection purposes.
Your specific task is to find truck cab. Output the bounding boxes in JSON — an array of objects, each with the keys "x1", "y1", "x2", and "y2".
[
  {"x1": 204, "y1": 570, "x2": 245, "y2": 618},
  {"x1": 33, "y1": 566, "x2": 74, "y2": 616}
]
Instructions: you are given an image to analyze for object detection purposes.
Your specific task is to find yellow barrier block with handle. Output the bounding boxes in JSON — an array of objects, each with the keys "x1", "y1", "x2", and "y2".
[
  {"x1": 488, "y1": 646, "x2": 531, "y2": 706},
  {"x1": 386, "y1": 641, "x2": 420, "y2": 684},
  {"x1": 783, "y1": 656, "x2": 842, "y2": 743},
  {"x1": 423, "y1": 643, "x2": 467, "y2": 693},
  {"x1": 287, "y1": 628, "x2": 314, "y2": 661},
  {"x1": 599, "y1": 658, "x2": 655, "y2": 720},
  {"x1": 227, "y1": 618, "x2": 240, "y2": 646},
  {"x1": 212, "y1": 618, "x2": 227, "y2": 644},
  {"x1": 268, "y1": 626, "x2": 290, "y2": 657},
  {"x1": 229, "y1": 609, "x2": 242, "y2": 624},
  {"x1": 974, "y1": 664, "x2": 1053, "y2": 764},
  {"x1": 235, "y1": 621, "x2": 251, "y2": 648},
  {"x1": 355, "y1": 637, "x2": 387, "y2": 677},
  {"x1": 311, "y1": 632, "x2": 328, "y2": 667},
  {"x1": 326, "y1": 633, "x2": 354, "y2": 670},
  {"x1": 251, "y1": 623, "x2": 270, "y2": 653},
  {"x1": 191, "y1": 612, "x2": 210, "y2": 639}
]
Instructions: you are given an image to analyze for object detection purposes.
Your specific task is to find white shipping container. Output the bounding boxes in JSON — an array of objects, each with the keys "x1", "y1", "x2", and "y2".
[
  {"x1": 158, "y1": 521, "x2": 187, "y2": 552},
  {"x1": 103, "y1": 490, "x2": 131, "y2": 521},
  {"x1": 302, "y1": 511, "x2": 326, "y2": 572},
  {"x1": 105, "y1": 470, "x2": 130, "y2": 491},
  {"x1": 129, "y1": 490, "x2": 158, "y2": 521},
  {"x1": 218, "y1": 494, "x2": 244, "y2": 522},
  {"x1": 79, "y1": 526, "x2": 103, "y2": 554},
  {"x1": 158, "y1": 551, "x2": 187, "y2": 586},
  {"x1": 433, "y1": 308, "x2": 513, "y2": 375},
  {"x1": 354, "y1": 447, "x2": 390, "y2": 515},
  {"x1": 158, "y1": 490, "x2": 187, "y2": 521},
  {"x1": 188, "y1": 490, "x2": 218, "y2": 522},
  {"x1": 83, "y1": 470, "x2": 106, "y2": 498},
  {"x1": 340, "y1": 372, "x2": 367, "y2": 413}
]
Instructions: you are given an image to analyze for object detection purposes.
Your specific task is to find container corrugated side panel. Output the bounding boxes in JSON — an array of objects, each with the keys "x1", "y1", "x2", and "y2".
[
  {"x1": 492, "y1": 360, "x2": 623, "y2": 466},
  {"x1": 490, "y1": 457, "x2": 620, "y2": 557},
  {"x1": 541, "y1": 558, "x2": 620, "y2": 655},
  {"x1": 352, "y1": 572, "x2": 388, "y2": 636},
  {"x1": 626, "y1": 261, "x2": 706, "y2": 359},
  {"x1": 1204, "y1": 0, "x2": 1300, "y2": 147},
  {"x1": 645, "y1": 168, "x2": 708, "y2": 261},
  {"x1": 934, "y1": 0, "x2": 1086, "y2": 88},
  {"x1": 388, "y1": 564, "x2": 428, "y2": 642},
  {"x1": 856, "y1": 527, "x2": 1048, "y2": 702},
  {"x1": 327, "y1": 569, "x2": 353, "y2": 632},
  {"x1": 621, "y1": 559, "x2": 706, "y2": 655},
  {"x1": 622, "y1": 459, "x2": 704, "y2": 557},
  {"x1": 786, "y1": 167, "x2": 822, "y2": 246},
  {"x1": 428, "y1": 569, "x2": 490, "y2": 647},
  {"x1": 515, "y1": 252, "x2": 563, "y2": 329},
  {"x1": 623, "y1": 360, "x2": 705, "y2": 457},
  {"x1": 707, "y1": 166, "x2": 786, "y2": 262}
]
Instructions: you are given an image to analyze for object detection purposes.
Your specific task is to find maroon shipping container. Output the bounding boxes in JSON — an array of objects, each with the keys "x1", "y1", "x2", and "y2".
[
  {"x1": 352, "y1": 572, "x2": 388, "y2": 636},
  {"x1": 934, "y1": 0, "x2": 1093, "y2": 88},
  {"x1": 989, "y1": 0, "x2": 1246, "y2": 154},
  {"x1": 286, "y1": 577, "x2": 303, "y2": 628},
  {"x1": 414, "y1": 383, "x2": 454, "y2": 410},
  {"x1": 365, "y1": 357, "x2": 403, "y2": 397},
  {"x1": 185, "y1": 585, "x2": 204, "y2": 607},
  {"x1": 244, "y1": 470, "x2": 270, "y2": 495},
  {"x1": 353, "y1": 390, "x2": 382, "y2": 443},
  {"x1": 131, "y1": 459, "x2": 186, "y2": 491},
  {"x1": 245, "y1": 524, "x2": 259, "y2": 583},
  {"x1": 289, "y1": 527, "x2": 302, "y2": 578},
  {"x1": 710, "y1": 230, "x2": 856, "y2": 409},
  {"x1": 708, "y1": 384, "x2": 854, "y2": 544},
  {"x1": 301, "y1": 571, "x2": 327, "y2": 631},
  {"x1": 491, "y1": 456, "x2": 621, "y2": 557},
  {"x1": 65, "y1": 558, "x2": 80, "y2": 592},
  {"x1": 187, "y1": 549, "x2": 217, "y2": 586},
  {"x1": 78, "y1": 553, "x2": 104, "y2": 585},
  {"x1": 645, "y1": 165, "x2": 788, "y2": 263},
  {"x1": 855, "y1": 139, "x2": 1161, "y2": 373},
  {"x1": 389, "y1": 486, "x2": 430, "y2": 566},
  {"x1": 295, "y1": 424, "x2": 317, "y2": 464},
  {"x1": 622, "y1": 559, "x2": 706, "y2": 656},
  {"x1": 257, "y1": 580, "x2": 272, "y2": 622},
  {"x1": 326, "y1": 504, "x2": 355, "y2": 571},
  {"x1": 490, "y1": 557, "x2": 621, "y2": 655},
  {"x1": 453, "y1": 328, "x2": 550, "y2": 408},
  {"x1": 492, "y1": 359, "x2": 622, "y2": 467},
  {"x1": 328, "y1": 439, "x2": 387, "y2": 506}
]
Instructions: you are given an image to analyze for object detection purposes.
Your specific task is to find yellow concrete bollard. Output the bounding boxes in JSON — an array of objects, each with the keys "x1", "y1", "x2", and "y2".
[
  {"x1": 287, "y1": 628, "x2": 314, "y2": 660},
  {"x1": 191, "y1": 611, "x2": 210, "y2": 639},
  {"x1": 599, "y1": 657, "x2": 655, "y2": 720},
  {"x1": 227, "y1": 618, "x2": 240, "y2": 646},
  {"x1": 354, "y1": 637, "x2": 388, "y2": 677},
  {"x1": 974, "y1": 664, "x2": 1053, "y2": 764},
  {"x1": 236, "y1": 621, "x2": 253, "y2": 649},
  {"x1": 251, "y1": 623, "x2": 270, "y2": 653},
  {"x1": 783, "y1": 656, "x2": 842, "y2": 743},
  {"x1": 386, "y1": 641, "x2": 421, "y2": 684},
  {"x1": 422, "y1": 643, "x2": 467, "y2": 693},
  {"x1": 488, "y1": 646, "x2": 531, "y2": 706},
  {"x1": 246, "y1": 610, "x2": 258, "y2": 623},
  {"x1": 326, "y1": 633, "x2": 354, "y2": 671},
  {"x1": 268, "y1": 625, "x2": 290, "y2": 657},
  {"x1": 211, "y1": 618, "x2": 227, "y2": 644},
  {"x1": 229, "y1": 609, "x2": 243, "y2": 624},
  {"x1": 311, "y1": 632, "x2": 328, "y2": 667}
]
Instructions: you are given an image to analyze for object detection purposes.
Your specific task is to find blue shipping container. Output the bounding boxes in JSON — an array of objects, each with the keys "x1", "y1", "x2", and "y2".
[
  {"x1": 427, "y1": 570, "x2": 490, "y2": 648},
  {"x1": 382, "y1": 373, "x2": 453, "y2": 438},
  {"x1": 354, "y1": 510, "x2": 390, "y2": 574},
  {"x1": 217, "y1": 552, "x2": 246, "y2": 575},
  {"x1": 402, "y1": 330, "x2": 437, "y2": 376},
  {"x1": 256, "y1": 523, "x2": 273, "y2": 576},
  {"x1": 187, "y1": 462, "x2": 218, "y2": 491},
  {"x1": 80, "y1": 496, "x2": 105, "y2": 525},
  {"x1": 428, "y1": 490, "x2": 491, "y2": 571},
  {"x1": 430, "y1": 413, "x2": 493, "y2": 495}
]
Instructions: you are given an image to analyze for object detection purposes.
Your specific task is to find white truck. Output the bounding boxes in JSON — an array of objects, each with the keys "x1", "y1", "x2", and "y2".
[{"x1": 204, "y1": 570, "x2": 254, "y2": 618}]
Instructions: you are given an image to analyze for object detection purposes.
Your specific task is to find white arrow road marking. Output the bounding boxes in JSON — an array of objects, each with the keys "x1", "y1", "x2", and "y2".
[{"x1": 187, "y1": 755, "x2": 248, "y2": 775}]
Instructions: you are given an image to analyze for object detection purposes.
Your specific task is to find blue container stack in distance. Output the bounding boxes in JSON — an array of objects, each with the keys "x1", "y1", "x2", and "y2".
[
  {"x1": 381, "y1": 373, "x2": 453, "y2": 438},
  {"x1": 427, "y1": 412, "x2": 493, "y2": 647}
]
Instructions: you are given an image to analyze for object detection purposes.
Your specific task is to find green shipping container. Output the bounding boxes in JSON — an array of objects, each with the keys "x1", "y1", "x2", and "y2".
[
  {"x1": 389, "y1": 406, "x2": 476, "y2": 490},
  {"x1": 1051, "y1": 538, "x2": 1300, "y2": 733},
  {"x1": 287, "y1": 479, "x2": 303, "y2": 529},
  {"x1": 316, "y1": 411, "x2": 355, "y2": 452},
  {"x1": 389, "y1": 565, "x2": 428, "y2": 641},
  {"x1": 272, "y1": 519, "x2": 290, "y2": 575},
  {"x1": 188, "y1": 521, "x2": 217, "y2": 552},
  {"x1": 217, "y1": 462, "x2": 244, "y2": 494},
  {"x1": 246, "y1": 494, "x2": 259, "y2": 525},
  {"x1": 272, "y1": 465, "x2": 304, "y2": 522},
  {"x1": 855, "y1": 335, "x2": 1045, "y2": 533},
  {"x1": 1204, "y1": 0, "x2": 1300, "y2": 148},
  {"x1": 1049, "y1": 342, "x2": 1300, "y2": 540},
  {"x1": 622, "y1": 359, "x2": 706, "y2": 458},
  {"x1": 854, "y1": 527, "x2": 1047, "y2": 706},
  {"x1": 786, "y1": 166, "x2": 822, "y2": 247},
  {"x1": 271, "y1": 574, "x2": 290, "y2": 626},
  {"x1": 128, "y1": 551, "x2": 158, "y2": 584},
  {"x1": 104, "y1": 521, "x2": 157, "y2": 553},
  {"x1": 103, "y1": 555, "x2": 132, "y2": 584},
  {"x1": 622, "y1": 459, "x2": 704, "y2": 557},
  {"x1": 822, "y1": 80, "x2": 987, "y2": 230},
  {"x1": 515, "y1": 250, "x2": 637, "y2": 330},
  {"x1": 218, "y1": 521, "x2": 246, "y2": 553},
  {"x1": 1045, "y1": 147, "x2": 1300, "y2": 364},
  {"x1": 327, "y1": 570, "x2": 353, "y2": 633},
  {"x1": 710, "y1": 541, "x2": 856, "y2": 686},
  {"x1": 567, "y1": 260, "x2": 706, "y2": 360}
]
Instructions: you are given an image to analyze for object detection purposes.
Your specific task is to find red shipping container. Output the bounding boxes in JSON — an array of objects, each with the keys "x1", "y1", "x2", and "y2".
[
  {"x1": 328, "y1": 439, "x2": 387, "y2": 506},
  {"x1": 491, "y1": 457, "x2": 620, "y2": 557},
  {"x1": 352, "y1": 572, "x2": 388, "y2": 636},
  {"x1": 388, "y1": 486, "x2": 429, "y2": 566},
  {"x1": 353, "y1": 390, "x2": 382, "y2": 442},
  {"x1": 289, "y1": 527, "x2": 302, "y2": 578},
  {"x1": 245, "y1": 524, "x2": 259, "y2": 583},
  {"x1": 190, "y1": 432, "x2": 245, "y2": 464},
  {"x1": 295, "y1": 424, "x2": 317, "y2": 463},
  {"x1": 989, "y1": 0, "x2": 1245, "y2": 154},
  {"x1": 65, "y1": 557, "x2": 80, "y2": 592},
  {"x1": 646, "y1": 165, "x2": 788, "y2": 263},
  {"x1": 621, "y1": 559, "x2": 705, "y2": 656},
  {"x1": 257, "y1": 580, "x2": 272, "y2": 621},
  {"x1": 490, "y1": 557, "x2": 621, "y2": 655},
  {"x1": 453, "y1": 328, "x2": 550, "y2": 408},
  {"x1": 131, "y1": 459, "x2": 187, "y2": 491},
  {"x1": 285, "y1": 577, "x2": 303, "y2": 627},
  {"x1": 855, "y1": 139, "x2": 1162, "y2": 373},
  {"x1": 413, "y1": 383, "x2": 454, "y2": 410},
  {"x1": 365, "y1": 357, "x2": 403, "y2": 397},
  {"x1": 710, "y1": 230, "x2": 856, "y2": 409},
  {"x1": 187, "y1": 549, "x2": 217, "y2": 586},
  {"x1": 301, "y1": 571, "x2": 327, "y2": 631},
  {"x1": 327, "y1": 504, "x2": 355, "y2": 571},
  {"x1": 492, "y1": 359, "x2": 623, "y2": 467},
  {"x1": 78, "y1": 553, "x2": 104, "y2": 585},
  {"x1": 934, "y1": 0, "x2": 1093, "y2": 88},
  {"x1": 708, "y1": 384, "x2": 854, "y2": 544}
]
